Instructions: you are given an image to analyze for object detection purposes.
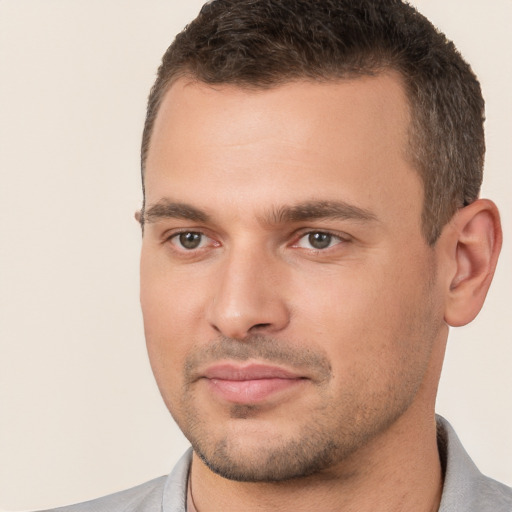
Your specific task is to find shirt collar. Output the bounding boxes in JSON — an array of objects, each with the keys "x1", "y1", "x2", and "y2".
[{"x1": 162, "y1": 448, "x2": 192, "y2": 512}]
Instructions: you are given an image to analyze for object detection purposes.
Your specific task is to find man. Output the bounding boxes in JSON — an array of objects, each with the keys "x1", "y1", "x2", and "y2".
[{"x1": 43, "y1": 0, "x2": 511, "y2": 511}]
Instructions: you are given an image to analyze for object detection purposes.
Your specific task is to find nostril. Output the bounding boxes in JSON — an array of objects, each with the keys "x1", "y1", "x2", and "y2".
[{"x1": 250, "y1": 323, "x2": 272, "y2": 331}]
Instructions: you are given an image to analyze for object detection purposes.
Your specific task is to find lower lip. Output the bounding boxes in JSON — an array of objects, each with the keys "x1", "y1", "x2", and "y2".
[{"x1": 206, "y1": 377, "x2": 304, "y2": 403}]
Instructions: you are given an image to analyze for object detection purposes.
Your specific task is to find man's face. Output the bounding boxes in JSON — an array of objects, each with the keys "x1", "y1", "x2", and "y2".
[{"x1": 140, "y1": 75, "x2": 447, "y2": 481}]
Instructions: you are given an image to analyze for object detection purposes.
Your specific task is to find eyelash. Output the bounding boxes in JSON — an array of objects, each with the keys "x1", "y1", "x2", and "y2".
[
  {"x1": 167, "y1": 230, "x2": 218, "y2": 251},
  {"x1": 165, "y1": 229, "x2": 350, "y2": 254},
  {"x1": 291, "y1": 231, "x2": 347, "y2": 251}
]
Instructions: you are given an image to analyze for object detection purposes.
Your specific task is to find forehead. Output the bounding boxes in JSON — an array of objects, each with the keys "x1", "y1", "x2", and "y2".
[
  {"x1": 144, "y1": 75, "x2": 423, "y2": 232},
  {"x1": 148, "y1": 74, "x2": 411, "y2": 162}
]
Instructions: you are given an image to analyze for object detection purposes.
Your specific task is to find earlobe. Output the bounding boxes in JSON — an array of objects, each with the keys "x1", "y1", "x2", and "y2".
[{"x1": 444, "y1": 199, "x2": 502, "y2": 327}]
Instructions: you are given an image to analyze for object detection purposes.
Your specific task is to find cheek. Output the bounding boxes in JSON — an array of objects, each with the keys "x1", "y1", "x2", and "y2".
[
  {"x1": 140, "y1": 251, "x2": 221, "y2": 391},
  {"x1": 291, "y1": 254, "x2": 438, "y2": 377},
  {"x1": 140, "y1": 255, "x2": 189, "y2": 390},
  {"x1": 288, "y1": 262, "x2": 386, "y2": 340},
  {"x1": 140, "y1": 248, "x2": 207, "y2": 335}
]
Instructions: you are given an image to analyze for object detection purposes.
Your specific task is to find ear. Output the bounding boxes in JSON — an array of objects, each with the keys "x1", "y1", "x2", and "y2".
[
  {"x1": 443, "y1": 199, "x2": 502, "y2": 327},
  {"x1": 135, "y1": 210, "x2": 142, "y2": 224}
]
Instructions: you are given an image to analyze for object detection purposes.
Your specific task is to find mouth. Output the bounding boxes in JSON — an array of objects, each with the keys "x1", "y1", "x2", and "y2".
[{"x1": 201, "y1": 363, "x2": 307, "y2": 404}]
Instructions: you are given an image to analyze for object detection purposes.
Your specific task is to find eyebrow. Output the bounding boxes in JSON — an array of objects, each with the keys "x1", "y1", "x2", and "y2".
[
  {"x1": 267, "y1": 200, "x2": 378, "y2": 224},
  {"x1": 143, "y1": 199, "x2": 377, "y2": 226},
  {"x1": 143, "y1": 200, "x2": 210, "y2": 224}
]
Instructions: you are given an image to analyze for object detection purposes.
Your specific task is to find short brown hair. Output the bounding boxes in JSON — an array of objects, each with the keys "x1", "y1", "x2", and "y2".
[{"x1": 141, "y1": 0, "x2": 485, "y2": 244}]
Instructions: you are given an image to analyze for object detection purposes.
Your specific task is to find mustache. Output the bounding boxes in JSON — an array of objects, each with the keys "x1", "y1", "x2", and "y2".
[{"x1": 184, "y1": 335, "x2": 332, "y2": 383}]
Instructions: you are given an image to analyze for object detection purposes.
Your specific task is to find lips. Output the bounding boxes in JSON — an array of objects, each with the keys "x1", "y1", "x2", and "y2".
[{"x1": 201, "y1": 363, "x2": 305, "y2": 403}]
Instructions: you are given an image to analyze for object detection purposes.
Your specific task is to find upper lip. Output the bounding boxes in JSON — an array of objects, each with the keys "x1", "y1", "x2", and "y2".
[{"x1": 202, "y1": 363, "x2": 303, "y2": 381}]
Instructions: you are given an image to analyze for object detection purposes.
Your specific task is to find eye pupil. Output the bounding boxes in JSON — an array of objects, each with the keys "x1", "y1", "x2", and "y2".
[
  {"x1": 179, "y1": 232, "x2": 202, "y2": 249},
  {"x1": 308, "y1": 232, "x2": 332, "y2": 249}
]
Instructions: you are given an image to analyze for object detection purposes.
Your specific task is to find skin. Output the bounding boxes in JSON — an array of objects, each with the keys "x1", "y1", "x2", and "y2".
[{"x1": 139, "y1": 74, "x2": 501, "y2": 512}]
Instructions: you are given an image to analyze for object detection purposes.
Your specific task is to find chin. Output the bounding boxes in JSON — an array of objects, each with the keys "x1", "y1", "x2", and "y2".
[{"x1": 190, "y1": 424, "x2": 344, "y2": 482}]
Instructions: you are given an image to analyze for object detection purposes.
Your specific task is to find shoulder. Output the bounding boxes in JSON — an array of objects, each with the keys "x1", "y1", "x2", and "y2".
[
  {"x1": 38, "y1": 449, "x2": 193, "y2": 512},
  {"x1": 470, "y1": 474, "x2": 512, "y2": 512},
  {"x1": 39, "y1": 475, "x2": 168, "y2": 512},
  {"x1": 437, "y1": 416, "x2": 512, "y2": 512}
]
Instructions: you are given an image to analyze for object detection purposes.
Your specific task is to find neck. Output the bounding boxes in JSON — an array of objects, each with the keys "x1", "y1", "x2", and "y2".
[
  {"x1": 189, "y1": 408, "x2": 443, "y2": 512},
  {"x1": 188, "y1": 331, "x2": 449, "y2": 512}
]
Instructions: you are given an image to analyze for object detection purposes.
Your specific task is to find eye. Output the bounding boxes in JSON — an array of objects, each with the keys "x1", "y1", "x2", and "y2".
[
  {"x1": 170, "y1": 231, "x2": 210, "y2": 250},
  {"x1": 295, "y1": 231, "x2": 343, "y2": 250}
]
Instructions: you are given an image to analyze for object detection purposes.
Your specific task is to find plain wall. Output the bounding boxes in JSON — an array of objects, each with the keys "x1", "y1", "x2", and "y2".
[{"x1": 0, "y1": 1, "x2": 510, "y2": 510}]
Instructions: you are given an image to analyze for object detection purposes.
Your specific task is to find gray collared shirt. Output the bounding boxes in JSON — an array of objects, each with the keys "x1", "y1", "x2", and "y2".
[{"x1": 43, "y1": 416, "x2": 512, "y2": 512}]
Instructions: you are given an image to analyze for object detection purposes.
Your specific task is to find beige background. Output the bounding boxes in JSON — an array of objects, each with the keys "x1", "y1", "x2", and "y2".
[{"x1": 0, "y1": 1, "x2": 510, "y2": 510}]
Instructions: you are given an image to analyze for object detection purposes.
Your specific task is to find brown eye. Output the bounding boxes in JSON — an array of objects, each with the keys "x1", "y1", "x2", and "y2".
[
  {"x1": 177, "y1": 232, "x2": 204, "y2": 250},
  {"x1": 308, "y1": 232, "x2": 332, "y2": 249},
  {"x1": 295, "y1": 231, "x2": 344, "y2": 250}
]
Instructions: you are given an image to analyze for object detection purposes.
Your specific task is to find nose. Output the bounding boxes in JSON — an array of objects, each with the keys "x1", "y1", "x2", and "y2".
[{"x1": 207, "y1": 246, "x2": 290, "y2": 340}]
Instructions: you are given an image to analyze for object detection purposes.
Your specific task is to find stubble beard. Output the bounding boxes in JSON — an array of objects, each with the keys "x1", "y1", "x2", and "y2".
[{"x1": 171, "y1": 334, "x2": 429, "y2": 483}]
